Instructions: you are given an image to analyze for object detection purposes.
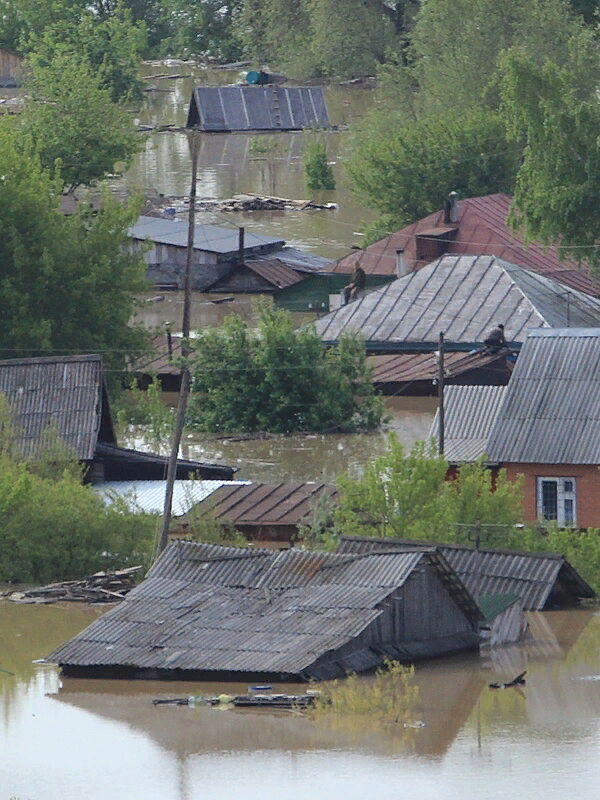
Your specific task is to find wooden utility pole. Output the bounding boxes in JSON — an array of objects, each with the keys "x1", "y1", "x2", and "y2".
[
  {"x1": 156, "y1": 132, "x2": 199, "y2": 560},
  {"x1": 437, "y1": 331, "x2": 445, "y2": 456}
]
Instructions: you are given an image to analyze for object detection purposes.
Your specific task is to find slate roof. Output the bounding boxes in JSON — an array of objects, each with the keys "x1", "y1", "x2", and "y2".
[
  {"x1": 186, "y1": 86, "x2": 330, "y2": 132},
  {"x1": 337, "y1": 536, "x2": 596, "y2": 611},
  {"x1": 315, "y1": 254, "x2": 600, "y2": 349},
  {"x1": 128, "y1": 216, "x2": 284, "y2": 255},
  {"x1": 486, "y1": 329, "x2": 600, "y2": 464},
  {"x1": 429, "y1": 385, "x2": 507, "y2": 463},
  {"x1": 332, "y1": 193, "x2": 600, "y2": 296},
  {"x1": 0, "y1": 354, "x2": 114, "y2": 460},
  {"x1": 46, "y1": 540, "x2": 481, "y2": 680}
]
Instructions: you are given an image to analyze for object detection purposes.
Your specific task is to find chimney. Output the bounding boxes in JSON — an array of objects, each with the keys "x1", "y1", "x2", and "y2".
[
  {"x1": 238, "y1": 226, "x2": 245, "y2": 265},
  {"x1": 395, "y1": 249, "x2": 407, "y2": 277},
  {"x1": 445, "y1": 191, "x2": 459, "y2": 223}
]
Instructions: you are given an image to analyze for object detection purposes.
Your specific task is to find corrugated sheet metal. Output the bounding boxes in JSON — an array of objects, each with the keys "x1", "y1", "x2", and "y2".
[
  {"x1": 429, "y1": 385, "x2": 507, "y2": 462},
  {"x1": 242, "y1": 259, "x2": 306, "y2": 289},
  {"x1": 47, "y1": 541, "x2": 481, "y2": 678},
  {"x1": 201, "y1": 482, "x2": 339, "y2": 526},
  {"x1": 486, "y1": 329, "x2": 600, "y2": 464},
  {"x1": 187, "y1": 86, "x2": 330, "y2": 132},
  {"x1": 337, "y1": 536, "x2": 595, "y2": 610},
  {"x1": 369, "y1": 350, "x2": 509, "y2": 386},
  {"x1": 0, "y1": 354, "x2": 106, "y2": 461},
  {"x1": 93, "y1": 480, "x2": 249, "y2": 515},
  {"x1": 316, "y1": 254, "x2": 600, "y2": 348},
  {"x1": 128, "y1": 216, "x2": 284, "y2": 254},
  {"x1": 331, "y1": 193, "x2": 600, "y2": 297}
]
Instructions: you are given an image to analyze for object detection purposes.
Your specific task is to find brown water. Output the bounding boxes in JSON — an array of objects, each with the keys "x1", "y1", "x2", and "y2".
[{"x1": 3, "y1": 602, "x2": 600, "y2": 799}]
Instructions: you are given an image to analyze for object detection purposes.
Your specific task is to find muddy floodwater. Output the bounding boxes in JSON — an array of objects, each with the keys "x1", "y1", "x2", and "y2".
[{"x1": 3, "y1": 603, "x2": 600, "y2": 799}]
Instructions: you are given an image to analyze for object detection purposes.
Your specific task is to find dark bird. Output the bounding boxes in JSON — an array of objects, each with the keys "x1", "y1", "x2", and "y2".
[
  {"x1": 483, "y1": 323, "x2": 507, "y2": 351},
  {"x1": 489, "y1": 670, "x2": 527, "y2": 689}
]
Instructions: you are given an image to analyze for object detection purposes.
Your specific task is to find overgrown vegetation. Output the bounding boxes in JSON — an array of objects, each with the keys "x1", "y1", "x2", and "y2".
[
  {"x1": 187, "y1": 300, "x2": 385, "y2": 434},
  {"x1": 116, "y1": 376, "x2": 175, "y2": 454},
  {"x1": 305, "y1": 138, "x2": 336, "y2": 190}
]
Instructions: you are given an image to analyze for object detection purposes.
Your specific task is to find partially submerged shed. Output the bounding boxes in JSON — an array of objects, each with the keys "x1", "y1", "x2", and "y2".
[
  {"x1": 186, "y1": 86, "x2": 330, "y2": 132},
  {"x1": 47, "y1": 541, "x2": 482, "y2": 681},
  {"x1": 337, "y1": 536, "x2": 595, "y2": 610}
]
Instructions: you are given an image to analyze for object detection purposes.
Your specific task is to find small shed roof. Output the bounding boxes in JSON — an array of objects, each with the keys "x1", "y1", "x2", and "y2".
[
  {"x1": 315, "y1": 254, "x2": 600, "y2": 349},
  {"x1": 199, "y1": 482, "x2": 338, "y2": 526},
  {"x1": 0, "y1": 353, "x2": 115, "y2": 461},
  {"x1": 187, "y1": 86, "x2": 330, "y2": 132},
  {"x1": 94, "y1": 480, "x2": 249, "y2": 515},
  {"x1": 337, "y1": 535, "x2": 595, "y2": 610},
  {"x1": 369, "y1": 351, "x2": 510, "y2": 389},
  {"x1": 486, "y1": 328, "x2": 600, "y2": 464},
  {"x1": 429, "y1": 385, "x2": 507, "y2": 462},
  {"x1": 128, "y1": 216, "x2": 284, "y2": 255},
  {"x1": 332, "y1": 193, "x2": 600, "y2": 296},
  {"x1": 46, "y1": 540, "x2": 481, "y2": 680}
]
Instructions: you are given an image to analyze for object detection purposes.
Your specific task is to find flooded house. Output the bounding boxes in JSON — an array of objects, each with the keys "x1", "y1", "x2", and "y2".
[
  {"x1": 0, "y1": 354, "x2": 234, "y2": 483},
  {"x1": 186, "y1": 85, "x2": 330, "y2": 132},
  {"x1": 46, "y1": 540, "x2": 482, "y2": 681}
]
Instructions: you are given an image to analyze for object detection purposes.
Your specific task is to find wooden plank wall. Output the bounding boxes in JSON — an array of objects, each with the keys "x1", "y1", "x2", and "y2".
[{"x1": 0, "y1": 49, "x2": 23, "y2": 77}]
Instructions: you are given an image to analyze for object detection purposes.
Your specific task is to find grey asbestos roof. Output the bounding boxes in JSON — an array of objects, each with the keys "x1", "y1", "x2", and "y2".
[
  {"x1": 486, "y1": 329, "x2": 600, "y2": 464},
  {"x1": 429, "y1": 385, "x2": 507, "y2": 462},
  {"x1": 128, "y1": 216, "x2": 284, "y2": 255},
  {"x1": 187, "y1": 86, "x2": 330, "y2": 132},
  {"x1": 46, "y1": 540, "x2": 480, "y2": 679},
  {"x1": 0, "y1": 354, "x2": 109, "y2": 461},
  {"x1": 94, "y1": 480, "x2": 249, "y2": 516},
  {"x1": 315, "y1": 254, "x2": 600, "y2": 348},
  {"x1": 337, "y1": 536, "x2": 595, "y2": 611}
]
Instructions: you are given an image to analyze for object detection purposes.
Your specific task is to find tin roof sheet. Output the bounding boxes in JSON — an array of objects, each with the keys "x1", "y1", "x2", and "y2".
[
  {"x1": 128, "y1": 216, "x2": 284, "y2": 254},
  {"x1": 369, "y1": 350, "x2": 509, "y2": 386},
  {"x1": 0, "y1": 354, "x2": 108, "y2": 461},
  {"x1": 486, "y1": 329, "x2": 600, "y2": 464},
  {"x1": 47, "y1": 541, "x2": 479, "y2": 677},
  {"x1": 93, "y1": 480, "x2": 249, "y2": 515},
  {"x1": 332, "y1": 193, "x2": 600, "y2": 296},
  {"x1": 187, "y1": 86, "x2": 330, "y2": 132},
  {"x1": 316, "y1": 254, "x2": 600, "y2": 347},
  {"x1": 429, "y1": 385, "x2": 507, "y2": 462}
]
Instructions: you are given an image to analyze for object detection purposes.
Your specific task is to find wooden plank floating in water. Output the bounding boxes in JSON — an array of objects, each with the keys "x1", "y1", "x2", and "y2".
[{"x1": 152, "y1": 693, "x2": 319, "y2": 709}]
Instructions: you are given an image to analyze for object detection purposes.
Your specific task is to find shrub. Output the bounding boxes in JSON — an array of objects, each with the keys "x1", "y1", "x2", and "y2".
[{"x1": 305, "y1": 139, "x2": 336, "y2": 190}]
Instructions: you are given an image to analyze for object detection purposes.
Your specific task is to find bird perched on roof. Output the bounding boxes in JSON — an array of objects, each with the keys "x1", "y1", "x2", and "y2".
[{"x1": 483, "y1": 323, "x2": 507, "y2": 352}]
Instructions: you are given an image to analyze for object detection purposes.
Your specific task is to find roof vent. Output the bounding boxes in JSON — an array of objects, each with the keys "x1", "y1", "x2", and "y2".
[
  {"x1": 443, "y1": 191, "x2": 460, "y2": 224},
  {"x1": 395, "y1": 249, "x2": 407, "y2": 277}
]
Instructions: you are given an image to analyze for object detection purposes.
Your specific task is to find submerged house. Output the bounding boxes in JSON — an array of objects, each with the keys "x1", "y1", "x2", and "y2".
[
  {"x1": 0, "y1": 354, "x2": 234, "y2": 483},
  {"x1": 337, "y1": 536, "x2": 595, "y2": 611},
  {"x1": 186, "y1": 85, "x2": 330, "y2": 132},
  {"x1": 47, "y1": 540, "x2": 482, "y2": 681}
]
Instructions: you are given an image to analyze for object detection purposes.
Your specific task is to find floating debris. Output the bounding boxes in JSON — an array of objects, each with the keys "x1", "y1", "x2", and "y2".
[
  {"x1": 153, "y1": 693, "x2": 319, "y2": 709},
  {"x1": 3, "y1": 566, "x2": 143, "y2": 604}
]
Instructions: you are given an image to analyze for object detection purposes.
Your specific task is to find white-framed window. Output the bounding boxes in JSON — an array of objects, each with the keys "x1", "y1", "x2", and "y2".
[{"x1": 537, "y1": 477, "x2": 577, "y2": 527}]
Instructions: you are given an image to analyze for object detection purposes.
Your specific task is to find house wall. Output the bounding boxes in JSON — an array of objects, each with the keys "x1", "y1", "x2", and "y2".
[
  {"x1": 505, "y1": 462, "x2": 600, "y2": 528},
  {"x1": 0, "y1": 49, "x2": 23, "y2": 77}
]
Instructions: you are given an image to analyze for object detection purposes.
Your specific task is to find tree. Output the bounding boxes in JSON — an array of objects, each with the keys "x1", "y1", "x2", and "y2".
[
  {"x1": 159, "y1": 0, "x2": 243, "y2": 61},
  {"x1": 187, "y1": 300, "x2": 385, "y2": 433},
  {"x1": 305, "y1": 139, "x2": 335, "y2": 190},
  {"x1": 346, "y1": 108, "x2": 520, "y2": 229},
  {"x1": 18, "y1": 47, "x2": 144, "y2": 192},
  {"x1": 0, "y1": 123, "x2": 151, "y2": 376},
  {"x1": 500, "y1": 51, "x2": 600, "y2": 273}
]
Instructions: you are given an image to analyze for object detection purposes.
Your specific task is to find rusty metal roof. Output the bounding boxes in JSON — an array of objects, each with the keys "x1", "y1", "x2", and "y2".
[
  {"x1": 486, "y1": 328, "x2": 600, "y2": 464},
  {"x1": 187, "y1": 86, "x2": 330, "y2": 132},
  {"x1": 46, "y1": 541, "x2": 480, "y2": 679},
  {"x1": 337, "y1": 536, "x2": 595, "y2": 610},
  {"x1": 369, "y1": 351, "x2": 510, "y2": 387},
  {"x1": 0, "y1": 354, "x2": 113, "y2": 460},
  {"x1": 199, "y1": 482, "x2": 338, "y2": 526},
  {"x1": 332, "y1": 194, "x2": 600, "y2": 296},
  {"x1": 316, "y1": 254, "x2": 600, "y2": 349},
  {"x1": 429, "y1": 385, "x2": 507, "y2": 463}
]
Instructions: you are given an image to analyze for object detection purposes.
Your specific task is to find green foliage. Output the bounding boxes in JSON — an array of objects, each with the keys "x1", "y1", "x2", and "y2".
[
  {"x1": 334, "y1": 437, "x2": 524, "y2": 542},
  {"x1": 18, "y1": 48, "x2": 145, "y2": 191},
  {"x1": 305, "y1": 139, "x2": 336, "y2": 190},
  {"x1": 346, "y1": 109, "x2": 520, "y2": 227},
  {"x1": 296, "y1": 491, "x2": 340, "y2": 550},
  {"x1": 187, "y1": 299, "x2": 385, "y2": 434},
  {"x1": 116, "y1": 377, "x2": 175, "y2": 454},
  {"x1": 158, "y1": 0, "x2": 243, "y2": 60},
  {"x1": 499, "y1": 51, "x2": 600, "y2": 272},
  {"x1": 0, "y1": 125, "x2": 151, "y2": 375}
]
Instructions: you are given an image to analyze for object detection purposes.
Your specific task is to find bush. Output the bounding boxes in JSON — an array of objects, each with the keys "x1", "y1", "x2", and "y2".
[{"x1": 305, "y1": 139, "x2": 336, "y2": 190}]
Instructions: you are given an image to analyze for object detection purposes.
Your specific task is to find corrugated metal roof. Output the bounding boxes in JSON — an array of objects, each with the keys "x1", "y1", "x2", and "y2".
[
  {"x1": 429, "y1": 385, "x2": 507, "y2": 462},
  {"x1": 200, "y1": 482, "x2": 339, "y2": 526},
  {"x1": 331, "y1": 193, "x2": 600, "y2": 297},
  {"x1": 93, "y1": 480, "x2": 249, "y2": 515},
  {"x1": 186, "y1": 86, "x2": 330, "y2": 132},
  {"x1": 128, "y1": 216, "x2": 284, "y2": 254},
  {"x1": 369, "y1": 350, "x2": 509, "y2": 386},
  {"x1": 46, "y1": 541, "x2": 480, "y2": 678},
  {"x1": 486, "y1": 329, "x2": 600, "y2": 464},
  {"x1": 0, "y1": 354, "x2": 109, "y2": 461},
  {"x1": 337, "y1": 535, "x2": 595, "y2": 610},
  {"x1": 316, "y1": 254, "x2": 600, "y2": 348},
  {"x1": 243, "y1": 258, "x2": 306, "y2": 289}
]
